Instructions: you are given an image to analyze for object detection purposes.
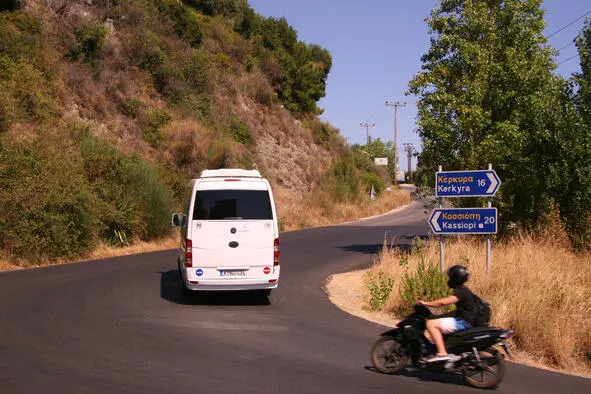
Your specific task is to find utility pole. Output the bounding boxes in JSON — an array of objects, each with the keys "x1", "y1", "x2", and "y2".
[
  {"x1": 403, "y1": 142, "x2": 414, "y2": 183},
  {"x1": 385, "y1": 101, "x2": 406, "y2": 184},
  {"x1": 360, "y1": 122, "x2": 375, "y2": 145}
]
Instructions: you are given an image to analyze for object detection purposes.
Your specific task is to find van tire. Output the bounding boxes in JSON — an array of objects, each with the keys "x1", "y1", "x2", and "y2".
[{"x1": 259, "y1": 289, "x2": 272, "y2": 297}]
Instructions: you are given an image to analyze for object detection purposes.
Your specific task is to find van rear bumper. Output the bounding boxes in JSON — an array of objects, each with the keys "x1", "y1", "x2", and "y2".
[{"x1": 184, "y1": 278, "x2": 279, "y2": 291}]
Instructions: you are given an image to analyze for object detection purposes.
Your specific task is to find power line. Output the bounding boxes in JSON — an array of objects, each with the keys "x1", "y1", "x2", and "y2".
[
  {"x1": 558, "y1": 54, "x2": 580, "y2": 65},
  {"x1": 360, "y1": 122, "x2": 375, "y2": 145},
  {"x1": 547, "y1": 9, "x2": 591, "y2": 39},
  {"x1": 557, "y1": 41, "x2": 576, "y2": 51}
]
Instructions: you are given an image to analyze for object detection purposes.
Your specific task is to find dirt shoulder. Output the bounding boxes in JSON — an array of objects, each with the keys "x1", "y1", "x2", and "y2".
[{"x1": 325, "y1": 270, "x2": 398, "y2": 328}]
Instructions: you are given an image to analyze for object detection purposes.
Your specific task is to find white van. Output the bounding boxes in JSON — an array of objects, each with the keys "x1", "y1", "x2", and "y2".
[{"x1": 172, "y1": 169, "x2": 280, "y2": 296}]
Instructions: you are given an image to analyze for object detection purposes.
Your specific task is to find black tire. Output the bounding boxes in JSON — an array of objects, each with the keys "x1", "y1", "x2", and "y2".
[
  {"x1": 260, "y1": 289, "x2": 272, "y2": 297},
  {"x1": 464, "y1": 347, "x2": 505, "y2": 389},
  {"x1": 371, "y1": 336, "x2": 409, "y2": 374}
]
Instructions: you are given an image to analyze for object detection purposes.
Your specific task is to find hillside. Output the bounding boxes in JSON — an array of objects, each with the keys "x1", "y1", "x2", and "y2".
[{"x1": 0, "y1": 0, "x2": 406, "y2": 266}]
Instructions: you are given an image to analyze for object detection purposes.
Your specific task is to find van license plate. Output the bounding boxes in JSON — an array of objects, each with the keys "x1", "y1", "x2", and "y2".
[{"x1": 220, "y1": 270, "x2": 246, "y2": 277}]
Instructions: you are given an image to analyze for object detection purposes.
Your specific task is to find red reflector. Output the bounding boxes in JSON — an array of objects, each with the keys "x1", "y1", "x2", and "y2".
[
  {"x1": 273, "y1": 238, "x2": 279, "y2": 266},
  {"x1": 186, "y1": 239, "x2": 193, "y2": 267},
  {"x1": 189, "y1": 280, "x2": 199, "y2": 284},
  {"x1": 263, "y1": 266, "x2": 271, "y2": 274},
  {"x1": 224, "y1": 178, "x2": 241, "y2": 181},
  {"x1": 269, "y1": 279, "x2": 277, "y2": 283}
]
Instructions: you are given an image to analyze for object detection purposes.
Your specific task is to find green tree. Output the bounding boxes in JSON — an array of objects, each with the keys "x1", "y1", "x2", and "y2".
[
  {"x1": 409, "y1": 0, "x2": 563, "y2": 230},
  {"x1": 352, "y1": 138, "x2": 396, "y2": 180},
  {"x1": 550, "y1": 19, "x2": 591, "y2": 246}
]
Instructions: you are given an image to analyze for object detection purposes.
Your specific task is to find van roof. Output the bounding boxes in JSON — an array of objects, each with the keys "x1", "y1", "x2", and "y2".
[{"x1": 199, "y1": 169, "x2": 262, "y2": 179}]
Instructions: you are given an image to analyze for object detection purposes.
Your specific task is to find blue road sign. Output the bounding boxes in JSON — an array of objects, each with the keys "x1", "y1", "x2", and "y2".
[
  {"x1": 436, "y1": 170, "x2": 501, "y2": 197},
  {"x1": 429, "y1": 208, "x2": 498, "y2": 234}
]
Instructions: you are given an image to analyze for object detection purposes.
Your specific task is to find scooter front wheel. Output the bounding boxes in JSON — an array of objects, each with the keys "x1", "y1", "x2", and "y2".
[{"x1": 370, "y1": 336, "x2": 409, "y2": 374}]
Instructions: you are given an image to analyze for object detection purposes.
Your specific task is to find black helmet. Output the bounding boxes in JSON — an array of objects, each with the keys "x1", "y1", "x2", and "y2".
[{"x1": 447, "y1": 265, "x2": 469, "y2": 288}]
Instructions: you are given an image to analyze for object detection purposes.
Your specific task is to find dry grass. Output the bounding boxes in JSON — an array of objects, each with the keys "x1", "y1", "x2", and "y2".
[
  {"x1": 275, "y1": 186, "x2": 412, "y2": 231},
  {"x1": 367, "y1": 228, "x2": 591, "y2": 376}
]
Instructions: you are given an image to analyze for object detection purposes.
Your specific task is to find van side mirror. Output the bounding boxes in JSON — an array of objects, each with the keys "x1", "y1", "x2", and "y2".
[
  {"x1": 181, "y1": 214, "x2": 187, "y2": 226},
  {"x1": 172, "y1": 213, "x2": 180, "y2": 227}
]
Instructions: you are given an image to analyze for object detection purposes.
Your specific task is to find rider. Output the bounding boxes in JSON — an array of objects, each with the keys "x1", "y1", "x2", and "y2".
[{"x1": 418, "y1": 265, "x2": 478, "y2": 363}]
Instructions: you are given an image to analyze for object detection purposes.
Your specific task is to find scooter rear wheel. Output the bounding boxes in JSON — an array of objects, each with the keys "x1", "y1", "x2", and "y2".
[{"x1": 371, "y1": 336, "x2": 409, "y2": 374}]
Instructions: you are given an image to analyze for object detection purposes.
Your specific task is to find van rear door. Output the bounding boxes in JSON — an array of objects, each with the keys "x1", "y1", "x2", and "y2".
[{"x1": 190, "y1": 187, "x2": 275, "y2": 278}]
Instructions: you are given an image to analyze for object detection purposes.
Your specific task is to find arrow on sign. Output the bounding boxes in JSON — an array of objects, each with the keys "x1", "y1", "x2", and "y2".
[
  {"x1": 436, "y1": 170, "x2": 501, "y2": 197},
  {"x1": 429, "y1": 208, "x2": 498, "y2": 234},
  {"x1": 430, "y1": 211, "x2": 442, "y2": 232},
  {"x1": 486, "y1": 172, "x2": 499, "y2": 194}
]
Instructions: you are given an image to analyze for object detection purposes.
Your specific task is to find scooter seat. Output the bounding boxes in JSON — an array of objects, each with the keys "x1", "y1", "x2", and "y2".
[{"x1": 446, "y1": 326, "x2": 497, "y2": 337}]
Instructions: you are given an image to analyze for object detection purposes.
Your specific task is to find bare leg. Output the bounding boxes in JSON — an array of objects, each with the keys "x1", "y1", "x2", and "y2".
[{"x1": 426, "y1": 319, "x2": 447, "y2": 355}]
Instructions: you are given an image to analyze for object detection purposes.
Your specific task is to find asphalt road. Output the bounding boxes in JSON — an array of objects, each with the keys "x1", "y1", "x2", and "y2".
[{"x1": 0, "y1": 200, "x2": 589, "y2": 393}]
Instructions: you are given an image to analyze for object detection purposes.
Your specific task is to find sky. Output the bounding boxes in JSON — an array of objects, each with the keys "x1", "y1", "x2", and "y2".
[{"x1": 248, "y1": 0, "x2": 591, "y2": 171}]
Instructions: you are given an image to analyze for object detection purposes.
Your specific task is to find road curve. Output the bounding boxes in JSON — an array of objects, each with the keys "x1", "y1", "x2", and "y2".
[{"x1": 0, "y1": 200, "x2": 589, "y2": 393}]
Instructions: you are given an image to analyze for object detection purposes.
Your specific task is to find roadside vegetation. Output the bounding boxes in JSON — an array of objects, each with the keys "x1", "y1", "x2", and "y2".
[
  {"x1": 0, "y1": 0, "x2": 398, "y2": 268},
  {"x1": 410, "y1": 0, "x2": 591, "y2": 248},
  {"x1": 364, "y1": 0, "x2": 591, "y2": 375},
  {"x1": 365, "y1": 219, "x2": 591, "y2": 375},
  {"x1": 361, "y1": 0, "x2": 591, "y2": 377}
]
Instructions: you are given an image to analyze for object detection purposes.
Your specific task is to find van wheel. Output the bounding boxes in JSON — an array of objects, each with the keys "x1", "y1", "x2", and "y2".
[
  {"x1": 177, "y1": 260, "x2": 183, "y2": 279},
  {"x1": 257, "y1": 289, "x2": 272, "y2": 297}
]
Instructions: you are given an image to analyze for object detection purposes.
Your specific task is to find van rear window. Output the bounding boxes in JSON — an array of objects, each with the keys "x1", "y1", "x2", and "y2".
[{"x1": 193, "y1": 190, "x2": 273, "y2": 220}]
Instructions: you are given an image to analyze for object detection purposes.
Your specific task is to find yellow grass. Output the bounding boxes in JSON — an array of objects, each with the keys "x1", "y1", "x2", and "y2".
[
  {"x1": 367, "y1": 231, "x2": 591, "y2": 376},
  {"x1": 275, "y1": 186, "x2": 412, "y2": 231}
]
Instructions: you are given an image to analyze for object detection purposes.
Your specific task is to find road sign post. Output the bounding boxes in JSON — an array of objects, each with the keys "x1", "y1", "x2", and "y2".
[
  {"x1": 438, "y1": 165, "x2": 444, "y2": 272},
  {"x1": 432, "y1": 165, "x2": 500, "y2": 274}
]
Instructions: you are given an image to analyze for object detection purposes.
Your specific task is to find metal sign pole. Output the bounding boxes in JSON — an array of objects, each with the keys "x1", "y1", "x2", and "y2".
[
  {"x1": 438, "y1": 165, "x2": 444, "y2": 273},
  {"x1": 486, "y1": 163, "x2": 492, "y2": 274}
]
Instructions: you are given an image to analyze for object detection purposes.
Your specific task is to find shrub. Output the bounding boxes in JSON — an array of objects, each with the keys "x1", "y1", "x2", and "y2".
[
  {"x1": 69, "y1": 24, "x2": 109, "y2": 62},
  {"x1": 0, "y1": 11, "x2": 42, "y2": 59},
  {"x1": 363, "y1": 172, "x2": 385, "y2": 196},
  {"x1": 156, "y1": 0, "x2": 202, "y2": 47},
  {"x1": 0, "y1": 133, "x2": 98, "y2": 263},
  {"x1": 141, "y1": 107, "x2": 172, "y2": 147},
  {"x1": 118, "y1": 98, "x2": 143, "y2": 118},
  {"x1": 235, "y1": 154, "x2": 254, "y2": 169},
  {"x1": 228, "y1": 115, "x2": 252, "y2": 145},
  {"x1": 206, "y1": 136, "x2": 235, "y2": 168},
  {"x1": 78, "y1": 134, "x2": 174, "y2": 242},
  {"x1": 397, "y1": 240, "x2": 453, "y2": 315},
  {"x1": 366, "y1": 271, "x2": 395, "y2": 311},
  {"x1": 213, "y1": 52, "x2": 232, "y2": 73},
  {"x1": 183, "y1": 50, "x2": 209, "y2": 93},
  {"x1": 331, "y1": 154, "x2": 361, "y2": 202}
]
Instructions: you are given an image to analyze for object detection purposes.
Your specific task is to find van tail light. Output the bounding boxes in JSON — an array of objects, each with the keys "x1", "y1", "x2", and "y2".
[
  {"x1": 273, "y1": 238, "x2": 279, "y2": 266},
  {"x1": 186, "y1": 239, "x2": 193, "y2": 267}
]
